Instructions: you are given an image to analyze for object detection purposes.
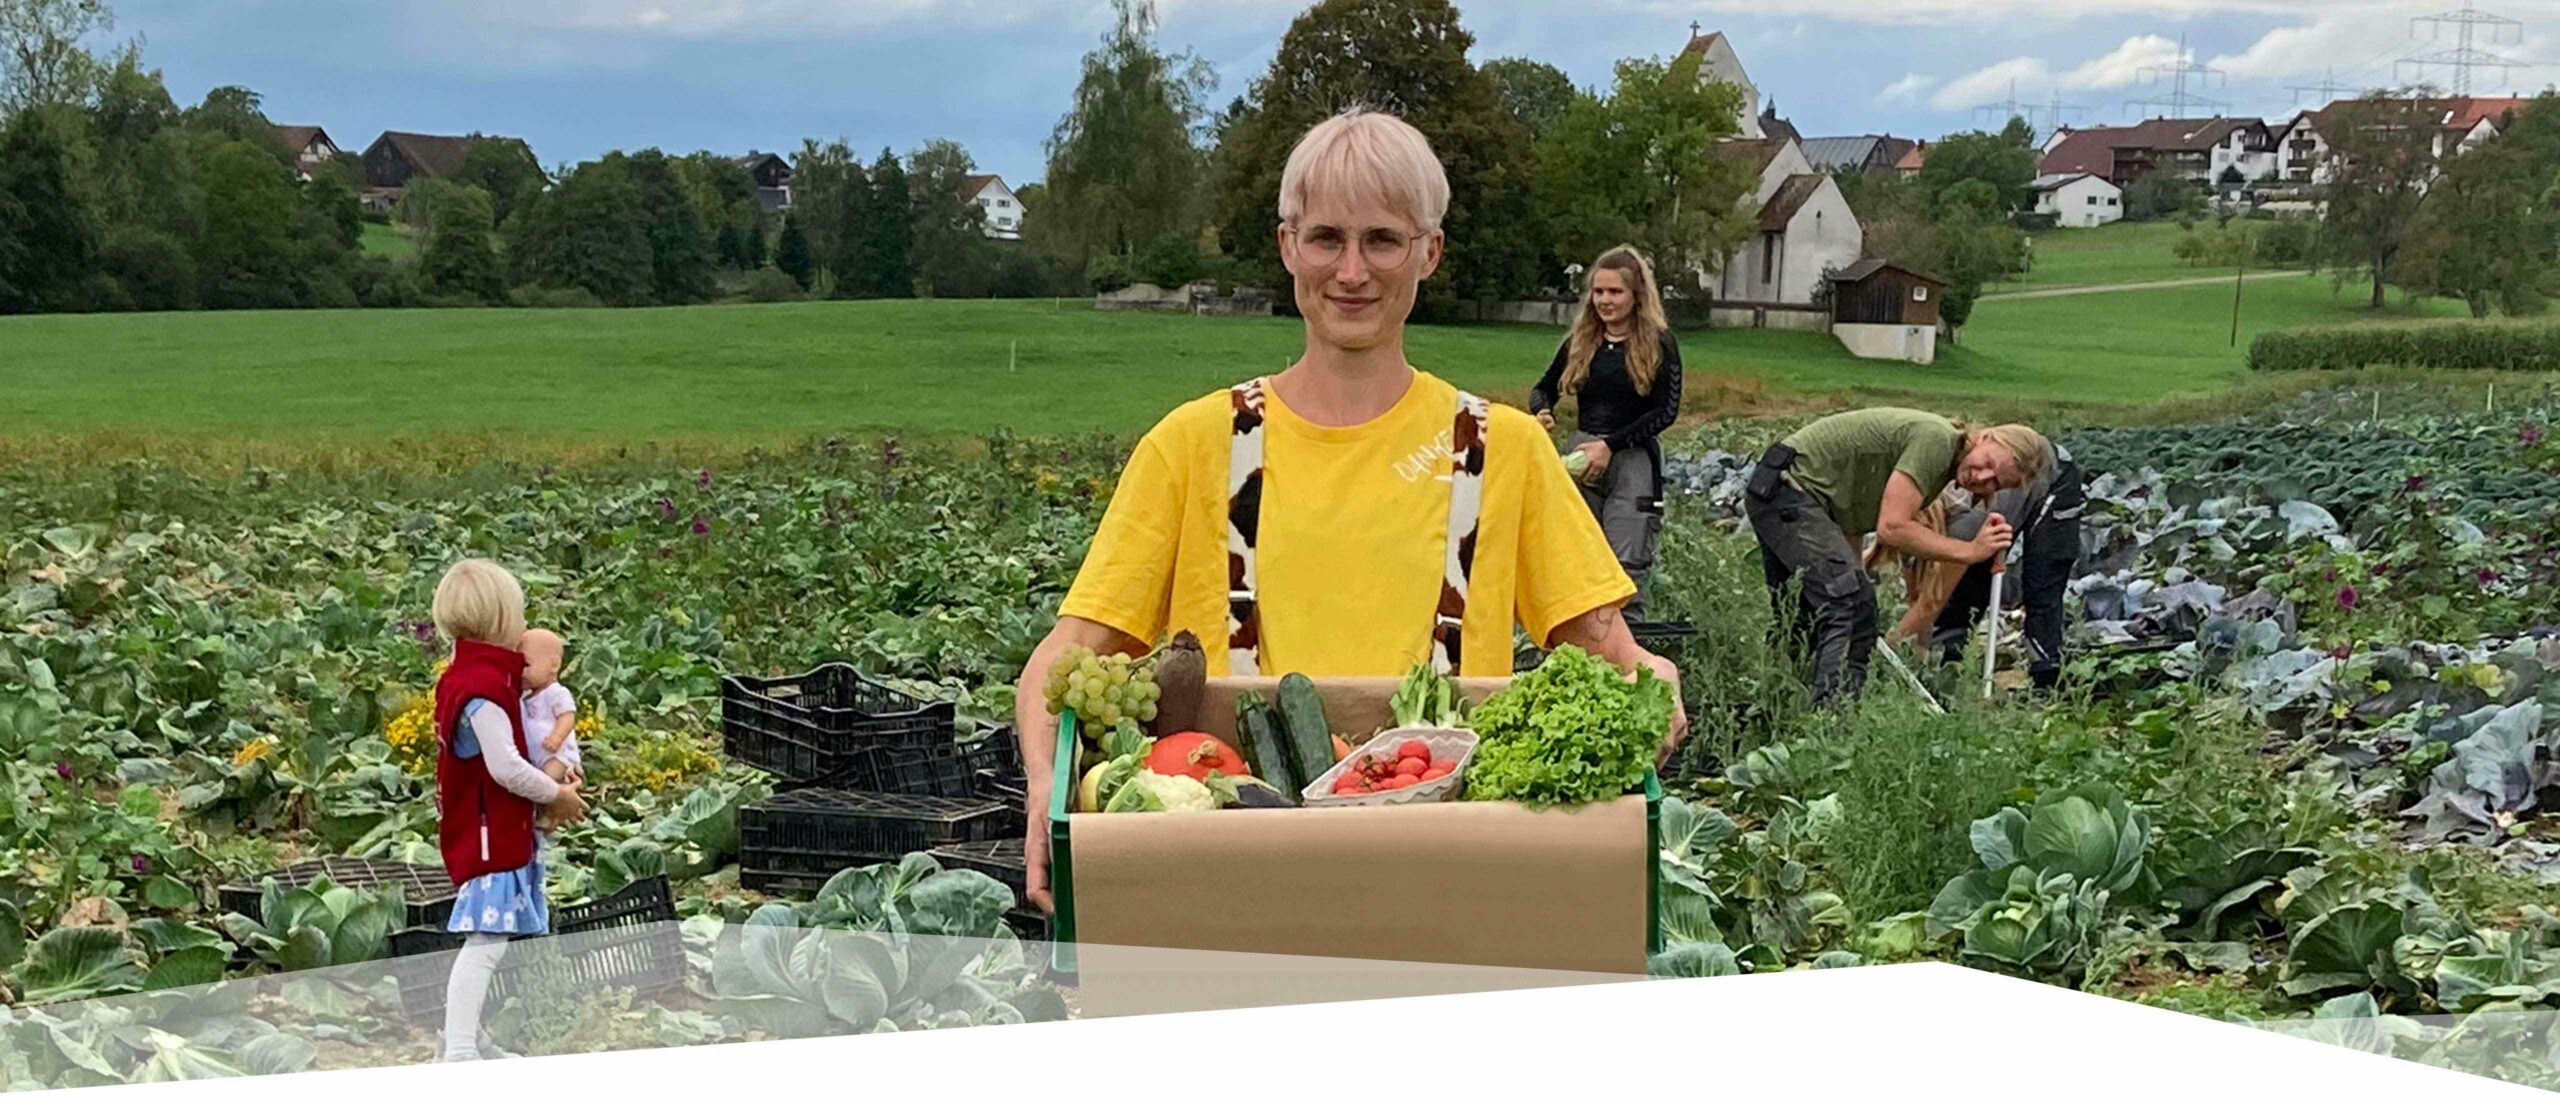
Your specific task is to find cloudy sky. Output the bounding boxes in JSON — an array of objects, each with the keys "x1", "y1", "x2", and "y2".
[{"x1": 104, "y1": 0, "x2": 2560, "y2": 185}]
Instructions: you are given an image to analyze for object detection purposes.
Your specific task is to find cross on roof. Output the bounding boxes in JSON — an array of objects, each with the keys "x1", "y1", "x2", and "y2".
[{"x1": 1690, "y1": 20, "x2": 1701, "y2": 35}]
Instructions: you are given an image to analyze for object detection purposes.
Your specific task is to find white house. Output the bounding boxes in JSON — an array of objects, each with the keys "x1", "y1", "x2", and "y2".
[
  {"x1": 1678, "y1": 31, "x2": 1863, "y2": 328},
  {"x1": 1682, "y1": 26, "x2": 1764, "y2": 139},
  {"x1": 271, "y1": 125, "x2": 341, "y2": 182},
  {"x1": 963, "y1": 174, "x2": 1023, "y2": 240},
  {"x1": 2274, "y1": 96, "x2": 2530, "y2": 186},
  {"x1": 2031, "y1": 173, "x2": 2123, "y2": 228},
  {"x1": 1700, "y1": 137, "x2": 1862, "y2": 329}
]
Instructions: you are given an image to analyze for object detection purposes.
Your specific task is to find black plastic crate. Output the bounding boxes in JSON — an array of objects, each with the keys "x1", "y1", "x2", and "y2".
[
  {"x1": 722, "y1": 663, "x2": 956, "y2": 785},
  {"x1": 1630, "y1": 619, "x2": 1699, "y2": 646},
  {"x1": 1514, "y1": 620, "x2": 1699, "y2": 672},
  {"x1": 219, "y1": 858, "x2": 457, "y2": 931},
  {"x1": 929, "y1": 839, "x2": 1027, "y2": 904},
  {"x1": 840, "y1": 742, "x2": 975, "y2": 798},
  {"x1": 973, "y1": 768, "x2": 1030, "y2": 805},
  {"x1": 740, "y1": 788, "x2": 1012, "y2": 895},
  {"x1": 956, "y1": 727, "x2": 1020, "y2": 780},
  {"x1": 385, "y1": 876, "x2": 683, "y2": 1019},
  {"x1": 1005, "y1": 908, "x2": 1051, "y2": 942}
]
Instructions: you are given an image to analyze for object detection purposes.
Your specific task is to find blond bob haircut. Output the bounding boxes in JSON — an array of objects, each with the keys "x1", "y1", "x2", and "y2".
[
  {"x1": 1968, "y1": 423, "x2": 2055, "y2": 485},
  {"x1": 432, "y1": 559, "x2": 526, "y2": 648},
  {"x1": 1276, "y1": 108, "x2": 1451, "y2": 233}
]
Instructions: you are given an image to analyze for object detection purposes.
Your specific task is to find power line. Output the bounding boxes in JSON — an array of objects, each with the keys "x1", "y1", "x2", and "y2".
[
  {"x1": 2037, "y1": 90, "x2": 2087, "y2": 137},
  {"x1": 2127, "y1": 32, "x2": 2230, "y2": 119},
  {"x1": 2395, "y1": 0, "x2": 2526, "y2": 95},
  {"x1": 1972, "y1": 78, "x2": 2036, "y2": 129},
  {"x1": 2290, "y1": 67, "x2": 2360, "y2": 106}
]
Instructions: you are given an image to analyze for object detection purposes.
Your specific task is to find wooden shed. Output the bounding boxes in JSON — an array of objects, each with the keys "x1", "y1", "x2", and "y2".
[
  {"x1": 1828, "y1": 259, "x2": 1943, "y2": 327},
  {"x1": 1828, "y1": 260, "x2": 1946, "y2": 364}
]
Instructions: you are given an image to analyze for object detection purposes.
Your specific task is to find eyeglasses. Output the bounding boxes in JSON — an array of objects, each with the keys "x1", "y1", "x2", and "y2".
[{"x1": 1287, "y1": 224, "x2": 1429, "y2": 272}]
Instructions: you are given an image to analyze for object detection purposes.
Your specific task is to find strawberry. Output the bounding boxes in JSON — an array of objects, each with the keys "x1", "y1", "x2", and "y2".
[{"x1": 1395, "y1": 741, "x2": 1432, "y2": 763}]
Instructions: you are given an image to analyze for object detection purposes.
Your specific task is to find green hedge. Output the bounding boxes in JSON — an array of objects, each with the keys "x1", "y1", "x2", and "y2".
[{"x1": 2249, "y1": 319, "x2": 2560, "y2": 372}]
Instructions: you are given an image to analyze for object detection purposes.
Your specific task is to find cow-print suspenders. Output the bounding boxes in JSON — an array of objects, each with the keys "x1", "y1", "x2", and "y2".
[{"x1": 1224, "y1": 377, "x2": 1489, "y2": 677}]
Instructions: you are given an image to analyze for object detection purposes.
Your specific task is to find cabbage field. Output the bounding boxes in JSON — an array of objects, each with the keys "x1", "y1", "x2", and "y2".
[{"x1": 0, "y1": 385, "x2": 2556, "y2": 1086}]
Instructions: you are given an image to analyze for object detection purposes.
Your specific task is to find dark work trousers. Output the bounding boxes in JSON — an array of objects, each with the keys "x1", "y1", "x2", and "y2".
[
  {"x1": 1568, "y1": 432, "x2": 1662, "y2": 619},
  {"x1": 1745, "y1": 476, "x2": 1876, "y2": 704},
  {"x1": 1932, "y1": 461, "x2": 2087, "y2": 690}
]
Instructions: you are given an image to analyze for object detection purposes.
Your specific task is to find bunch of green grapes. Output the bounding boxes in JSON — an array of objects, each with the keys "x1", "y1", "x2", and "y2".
[{"x1": 1044, "y1": 645, "x2": 1161, "y2": 730}]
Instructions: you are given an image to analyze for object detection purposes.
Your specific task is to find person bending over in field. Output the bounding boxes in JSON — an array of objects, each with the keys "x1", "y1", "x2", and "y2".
[
  {"x1": 1009, "y1": 108, "x2": 1687, "y2": 915},
  {"x1": 1743, "y1": 409, "x2": 2051, "y2": 704},
  {"x1": 428, "y1": 560, "x2": 586, "y2": 1062},
  {"x1": 1529, "y1": 245, "x2": 1684, "y2": 619}
]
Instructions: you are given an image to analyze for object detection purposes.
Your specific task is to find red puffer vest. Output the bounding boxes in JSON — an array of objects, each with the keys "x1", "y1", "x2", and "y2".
[{"x1": 433, "y1": 638, "x2": 537, "y2": 886}]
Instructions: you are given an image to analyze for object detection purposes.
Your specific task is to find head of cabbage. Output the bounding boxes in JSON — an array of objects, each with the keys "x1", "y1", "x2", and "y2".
[{"x1": 1104, "y1": 770, "x2": 1217, "y2": 814}]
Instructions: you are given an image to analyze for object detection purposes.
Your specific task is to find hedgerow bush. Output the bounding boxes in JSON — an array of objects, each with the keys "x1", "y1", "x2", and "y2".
[{"x1": 2248, "y1": 319, "x2": 2560, "y2": 372}]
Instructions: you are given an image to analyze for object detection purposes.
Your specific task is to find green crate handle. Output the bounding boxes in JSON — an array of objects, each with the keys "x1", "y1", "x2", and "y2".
[{"x1": 1046, "y1": 712, "x2": 1663, "y2": 976}]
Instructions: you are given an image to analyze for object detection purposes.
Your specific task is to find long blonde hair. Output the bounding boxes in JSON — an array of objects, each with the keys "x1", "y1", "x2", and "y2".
[
  {"x1": 1561, "y1": 246, "x2": 1669, "y2": 398},
  {"x1": 1960, "y1": 422, "x2": 2055, "y2": 486}
]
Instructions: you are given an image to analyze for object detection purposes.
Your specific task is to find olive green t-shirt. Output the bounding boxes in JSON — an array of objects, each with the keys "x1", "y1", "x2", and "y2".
[{"x1": 1778, "y1": 408, "x2": 1964, "y2": 536}]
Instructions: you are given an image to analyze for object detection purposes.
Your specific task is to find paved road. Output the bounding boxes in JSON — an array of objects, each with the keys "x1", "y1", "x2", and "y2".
[{"x1": 1981, "y1": 270, "x2": 2301, "y2": 302}]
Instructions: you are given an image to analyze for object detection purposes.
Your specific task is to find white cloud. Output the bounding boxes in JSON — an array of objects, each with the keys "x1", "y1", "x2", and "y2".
[
  {"x1": 2210, "y1": 3, "x2": 2560, "y2": 92},
  {"x1": 1671, "y1": 0, "x2": 2329, "y2": 24},
  {"x1": 1932, "y1": 57, "x2": 2047, "y2": 110},
  {"x1": 2058, "y1": 34, "x2": 2183, "y2": 90},
  {"x1": 1876, "y1": 73, "x2": 1936, "y2": 104}
]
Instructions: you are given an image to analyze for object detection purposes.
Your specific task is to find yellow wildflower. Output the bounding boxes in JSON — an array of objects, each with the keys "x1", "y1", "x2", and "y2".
[{"x1": 232, "y1": 738, "x2": 275, "y2": 767}]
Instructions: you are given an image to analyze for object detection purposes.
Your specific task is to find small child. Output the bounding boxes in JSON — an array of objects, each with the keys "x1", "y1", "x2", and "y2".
[{"x1": 517, "y1": 628, "x2": 583, "y2": 784}]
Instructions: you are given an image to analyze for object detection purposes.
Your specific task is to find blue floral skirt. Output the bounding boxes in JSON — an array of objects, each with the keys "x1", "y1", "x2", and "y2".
[{"x1": 449, "y1": 857, "x2": 549, "y2": 936}]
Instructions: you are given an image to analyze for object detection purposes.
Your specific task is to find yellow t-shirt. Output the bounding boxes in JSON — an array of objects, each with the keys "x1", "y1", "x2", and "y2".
[{"x1": 1059, "y1": 370, "x2": 1636, "y2": 677}]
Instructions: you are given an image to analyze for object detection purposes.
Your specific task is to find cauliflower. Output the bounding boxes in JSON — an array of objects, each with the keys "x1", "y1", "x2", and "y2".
[{"x1": 1104, "y1": 770, "x2": 1218, "y2": 814}]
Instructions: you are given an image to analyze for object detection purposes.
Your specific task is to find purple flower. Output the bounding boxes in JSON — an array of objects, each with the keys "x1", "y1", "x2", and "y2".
[
  {"x1": 2405, "y1": 475, "x2": 2428, "y2": 494},
  {"x1": 697, "y1": 468, "x2": 713, "y2": 490},
  {"x1": 691, "y1": 517, "x2": 711, "y2": 537},
  {"x1": 2331, "y1": 642, "x2": 2353, "y2": 660},
  {"x1": 2337, "y1": 585, "x2": 2361, "y2": 610},
  {"x1": 54, "y1": 762, "x2": 72, "y2": 781},
  {"x1": 131, "y1": 854, "x2": 150, "y2": 875},
  {"x1": 2478, "y1": 567, "x2": 2501, "y2": 585},
  {"x1": 2321, "y1": 567, "x2": 2337, "y2": 582},
  {"x1": 656, "y1": 497, "x2": 678, "y2": 520},
  {"x1": 2524, "y1": 424, "x2": 2545, "y2": 447}
]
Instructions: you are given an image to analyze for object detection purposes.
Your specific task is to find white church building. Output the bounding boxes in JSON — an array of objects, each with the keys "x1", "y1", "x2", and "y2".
[{"x1": 1685, "y1": 28, "x2": 1864, "y2": 332}]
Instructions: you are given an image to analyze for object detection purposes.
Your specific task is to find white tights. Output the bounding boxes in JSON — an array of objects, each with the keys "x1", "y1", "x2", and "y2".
[{"x1": 441, "y1": 933, "x2": 509, "y2": 1062}]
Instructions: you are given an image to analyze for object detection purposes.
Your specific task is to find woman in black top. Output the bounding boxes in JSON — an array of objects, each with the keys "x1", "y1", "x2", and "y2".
[{"x1": 1530, "y1": 245, "x2": 1685, "y2": 616}]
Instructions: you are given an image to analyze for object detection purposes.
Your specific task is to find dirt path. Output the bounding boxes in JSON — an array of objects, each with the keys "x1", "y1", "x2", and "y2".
[{"x1": 1981, "y1": 270, "x2": 2300, "y2": 302}]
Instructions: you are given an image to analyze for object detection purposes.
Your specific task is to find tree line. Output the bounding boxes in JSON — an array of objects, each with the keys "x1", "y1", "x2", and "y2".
[
  {"x1": 1028, "y1": 0, "x2": 2041, "y2": 323},
  {"x1": 6, "y1": 0, "x2": 2053, "y2": 319}
]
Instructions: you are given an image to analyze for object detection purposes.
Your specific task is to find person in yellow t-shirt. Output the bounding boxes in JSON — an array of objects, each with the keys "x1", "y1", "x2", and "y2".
[{"x1": 1011, "y1": 109, "x2": 1689, "y2": 914}]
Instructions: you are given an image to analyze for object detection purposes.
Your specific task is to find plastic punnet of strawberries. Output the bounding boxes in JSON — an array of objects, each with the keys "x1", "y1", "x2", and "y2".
[{"x1": 1329, "y1": 740, "x2": 1456, "y2": 796}]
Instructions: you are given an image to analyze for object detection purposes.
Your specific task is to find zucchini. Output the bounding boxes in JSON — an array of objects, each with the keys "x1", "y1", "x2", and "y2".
[
  {"x1": 1235, "y1": 692, "x2": 1299, "y2": 799},
  {"x1": 1275, "y1": 673, "x2": 1334, "y2": 787}
]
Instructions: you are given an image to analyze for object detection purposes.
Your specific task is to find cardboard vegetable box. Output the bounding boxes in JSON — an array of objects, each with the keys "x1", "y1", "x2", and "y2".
[{"x1": 1049, "y1": 676, "x2": 1661, "y2": 990}]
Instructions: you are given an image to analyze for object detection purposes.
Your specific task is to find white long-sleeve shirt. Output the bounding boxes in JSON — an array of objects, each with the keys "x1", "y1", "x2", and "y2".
[{"x1": 463, "y1": 700, "x2": 564, "y2": 804}]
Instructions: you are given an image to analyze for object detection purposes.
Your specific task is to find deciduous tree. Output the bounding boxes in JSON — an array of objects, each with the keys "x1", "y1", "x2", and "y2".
[
  {"x1": 1040, "y1": 0, "x2": 1211, "y2": 273},
  {"x1": 1213, "y1": 0, "x2": 1541, "y2": 309},
  {"x1": 2316, "y1": 88, "x2": 2444, "y2": 309}
]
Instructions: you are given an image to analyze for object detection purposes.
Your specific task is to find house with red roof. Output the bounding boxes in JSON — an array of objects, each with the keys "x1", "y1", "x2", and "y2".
[
  {"x1": 2036, "y1": 117, "x2": 2277, "y2": 197},
  {"x1": 962, "y1": 174, "x2": 1023, "y2": 241},
  {"x1": 2273, "y1": 95, "x2": 2532, "y2": 186},
  {"x1": 270, "y1": 125, "x2": 341, "y2": 182}
]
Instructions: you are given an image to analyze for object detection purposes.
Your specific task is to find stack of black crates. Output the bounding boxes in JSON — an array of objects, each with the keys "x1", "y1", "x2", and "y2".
[{"x1": 726, "y1": 663, "x2": 1045, "y2": 939}]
